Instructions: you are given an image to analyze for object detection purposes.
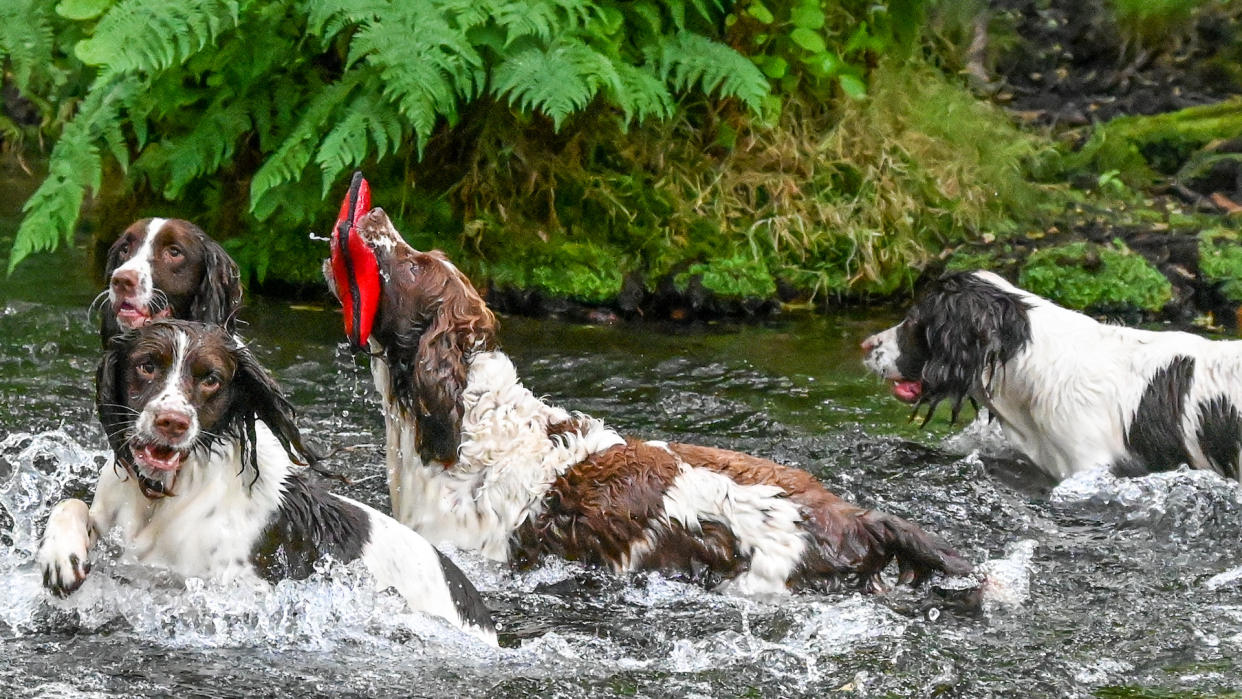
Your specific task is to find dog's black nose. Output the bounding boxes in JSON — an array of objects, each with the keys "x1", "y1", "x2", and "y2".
[
  {"x1": 154, "y1": 411, "x2": 191, "y2": 441},
  {"x1": 111, "y1": 269, "x2": 139, "y2": 295}
]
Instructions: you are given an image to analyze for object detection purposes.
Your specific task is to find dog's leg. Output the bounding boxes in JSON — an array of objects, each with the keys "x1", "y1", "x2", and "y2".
[
  {"x1": 859, "y1": 509, "x2": 974, "y2": 587},
  {"x1": 36, "y1": 499, "x2": 95, "y2": 597}
]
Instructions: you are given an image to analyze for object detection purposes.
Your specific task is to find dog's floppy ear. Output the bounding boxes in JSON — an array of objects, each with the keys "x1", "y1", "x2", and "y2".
[
  {"x1": 193, "y1": 237, "x2": 243, "y2": 330},
  {"x1": 231, "y1": 342, "x2": 318, "y2": 470},
  {"x1": 99, "y1": 233, "x2": 134, "y2": 347},
  {"x1": 96, "y1": 331, "x2": 137, "y2": 468},
  {"x1": 408, "y1": 268, "x2": 497, "y2": 464},
  {"x1": 916, "y1": 274, "x2": 1031, "y2": 421}
]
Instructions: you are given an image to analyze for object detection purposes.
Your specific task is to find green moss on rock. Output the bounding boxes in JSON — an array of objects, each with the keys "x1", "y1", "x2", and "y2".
[
  {"x1": 483, "y1": 240, "x2": 625, "y2": 304},
  {"x1": 1199, "y1": 228, "x2": 1242, "y2": 303},
  {"x1": 1018, "y1": 241, "x2": 1172, "y2": 312},
  {"x1": 944, "y1": 248, "x2": 1004, "y2": 273},
  {"x1": 675, "y1": 255, "x2": 777, "y2": 300}
]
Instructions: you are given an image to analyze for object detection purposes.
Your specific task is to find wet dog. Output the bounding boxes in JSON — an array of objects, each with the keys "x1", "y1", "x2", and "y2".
[
  {"x1": 863, "y1": 270, "x2": 1242, "y2": 481},
  {"x1": 37, "y1": 319, "x2": 496, "y2": 644},
  {"x1": 322, "y1": 178, "x2": 974, "y2": 595},
  {"x1": 98, "y1": 218, "x2": 242, "y2": 345}
]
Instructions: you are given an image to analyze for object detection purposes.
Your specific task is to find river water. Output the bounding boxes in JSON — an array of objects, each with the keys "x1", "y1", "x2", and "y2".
[{"x1": 3, "y1": 185, "x2": 1242, "y2": 697}]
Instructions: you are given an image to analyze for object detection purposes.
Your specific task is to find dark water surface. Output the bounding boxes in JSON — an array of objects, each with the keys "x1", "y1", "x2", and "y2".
[{"x1": 4, "y1": 184, "x2": 1242, "y2": 698}]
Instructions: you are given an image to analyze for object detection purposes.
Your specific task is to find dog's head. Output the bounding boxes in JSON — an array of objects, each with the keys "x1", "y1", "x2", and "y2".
[
  {"x1": 862, "y1": 271, "x2": 1032, "y2": 422},
  {"x1": 96, "y1": 319, "x2": 313, "y2": 498},
  {"x1": 324, "y1": 199, "x2": 497, "y2": 465},
  {"x1": 100, "y1": 218, "x2": 242, "y2": 345}
]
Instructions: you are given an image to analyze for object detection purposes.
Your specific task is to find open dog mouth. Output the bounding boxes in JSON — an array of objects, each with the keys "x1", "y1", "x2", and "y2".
[
  {"x1": 891, "y1": 379, "x2": 924, "y2": 404},
  {"x1": 114, "y1": 301, "x2": 171, "y2": 329},
  {"x1": 129, "y1": 441, "x2": 188, "y2": 498}
]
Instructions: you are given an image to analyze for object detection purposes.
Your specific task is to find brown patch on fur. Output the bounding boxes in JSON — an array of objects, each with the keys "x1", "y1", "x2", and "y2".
[
  {"x1": 546, "y1": 418, "x2": 590, "y2": 444},
  {"x1": 102, "y1": 218, "x2": 242, "y2": 346},
  {"x1": 667, "y1": 443, "x2": 973, "y2": 590},
  {"x1": 511, "y1": 439, "x2": 747, "y2": 585},
  {"x1": 347, "y1": 209, "x2": 498, "y2": 464}
]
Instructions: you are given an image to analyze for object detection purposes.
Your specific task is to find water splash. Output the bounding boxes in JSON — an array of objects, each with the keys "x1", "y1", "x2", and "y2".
[{"x1": 1051, "y1": 465, "x2": 1242, "y2": 539}]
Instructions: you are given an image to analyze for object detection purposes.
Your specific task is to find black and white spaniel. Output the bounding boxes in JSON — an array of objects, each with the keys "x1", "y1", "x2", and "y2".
[
  {"x1": 863, "y1": 270, "x2": 1242, "y2": 482},
  {"x1": 98, "y1": 218, "x2": 242, "y2": 345},
  {"x1": 322, "y1": 193, "x2": 974, "y2": 595},
  {"x1": 36, "y1": 319, "x2": 496, "y2": 644}
]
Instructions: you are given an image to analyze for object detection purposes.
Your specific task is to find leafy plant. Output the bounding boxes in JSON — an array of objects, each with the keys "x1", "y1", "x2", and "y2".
[
  {"x1": 675, "y1": 254, "x2": 776, "y2": 300},
  {"x1": 1199, "y1": 227, "x2": 1242, "y2": 303},
  {"x1": 1019, "y1": 241, "x2": 1172, "y2": 312},
  {"x1": 2, "y1": 0, "x2": 768, "y2": 274}
]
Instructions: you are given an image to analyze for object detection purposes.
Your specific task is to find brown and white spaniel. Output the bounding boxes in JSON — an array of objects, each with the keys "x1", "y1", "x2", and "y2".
[
  {"x1": 98, "y1": 218, "x2": 242, "y2": 345},
  {"x1": 36, "y1": 319, "x2": 496, "y2": 644},
  {"x1": 323, "y1": 202, "x2": 974, "y2": 595}
]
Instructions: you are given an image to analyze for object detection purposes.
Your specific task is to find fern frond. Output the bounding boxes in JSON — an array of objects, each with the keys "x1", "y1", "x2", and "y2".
[
  {"x1": 492, "y1": 0, "x2": 599, "y2": 46},
  {"x1": 611, "y1": 63, "x2": 674, "y2": 125},
  {"x1": 492, "y1": 42, "x2": 623, "y2": 130},
  {"x1": 249, "y1": 75, "x2": 359, "y2": 220},
  {"x1": 157, "y1": 99, "x2": 252, "y2": 198},
  {"x1": 347, "y1": 8, "x2": 484, "y2": 149},
  {"x1": 75, "y1": 0, "x2": 240, "y2": 75},
  {"x1": 650, "y1": 32, "x2": 768, "y2": 113},
  {"x1": 8, "y1": 76, "x2": 141, "y2": 273},
  {"x1": 0, "y1": 0, "x2": 57, "y2": 93},
  {"x1": 303, "y1": 0, "x2": 389, "y2": 44},
  {"x1": 314, "y1": 91, "x2": 404, "y2": 196}
]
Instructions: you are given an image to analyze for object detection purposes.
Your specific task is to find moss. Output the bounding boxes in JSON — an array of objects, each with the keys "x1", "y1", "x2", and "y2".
[
  {"x1": 1063, "y1": 99, "x2": 1242, "y2": 185},
  {"x1": 1018, "y1": 241, "x2": 1172, "y2": 312},
  {"x1": 479, "y1": 239, "x2": 625, "y2": 304},
  {"x1": 944, "y1": 248, "x2": 1004, "y2": 273},
  {"x1": 675, "y1": 255, "x2": 777, "y2": 300},
  {"x1": 1199, "y1": 228, "x2": 1242, "y2": 303}
]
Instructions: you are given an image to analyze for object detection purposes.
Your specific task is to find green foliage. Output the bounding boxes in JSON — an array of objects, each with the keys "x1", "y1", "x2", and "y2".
[
  {"x1": 5, "y1": 0, "x2": 767, "y2": 276},
  {"x1": 479, "y1": 238, "x2": 626, "y2": 303},
  {"x1": 732, "y1": 0, "x2": 929, "y2": 112},
  {"x1": 1060, "y1": 99, "x2": 1242, "y2": 186},
  {"x1": 676, "y1": 254, "x2": 776, "y2": 300},
  {"x1": 1199, "y1": 228, "x2": 1242, "y2": 303},
  {"x1": 1018, "y1": 241, "x2": 1173, "y2": 312}
]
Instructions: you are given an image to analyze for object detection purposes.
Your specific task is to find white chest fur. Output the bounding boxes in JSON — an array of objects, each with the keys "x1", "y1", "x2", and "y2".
[
  {"x1": 89, "y1": 425, "x2": 288, "y2": 583},
  {"x1": 372, "y1": 348, "x2": 624, "y2": 559}
]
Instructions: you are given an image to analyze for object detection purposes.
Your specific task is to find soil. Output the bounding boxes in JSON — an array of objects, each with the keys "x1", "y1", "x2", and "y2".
[{"x1": 988, "y1": 0, "x2": 1242, "y2": 125}]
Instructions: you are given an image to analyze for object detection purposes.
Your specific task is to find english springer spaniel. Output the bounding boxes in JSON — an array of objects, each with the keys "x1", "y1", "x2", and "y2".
[
  {"x1": 863, "y1": 270, "x2": 1242, "y2": 482},
  {"x1": 36, "y1": 319, "x2": 496, "y2": 644},
  {"x1": 322, "y1": 181, "x2": 974, "y2": 595},
  {"x1": 98, "y1": 218, "x2": 242, "y2": 345}
]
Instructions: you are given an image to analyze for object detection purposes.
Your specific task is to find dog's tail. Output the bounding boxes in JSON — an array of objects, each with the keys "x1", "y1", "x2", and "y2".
[{"x1": 860, "y1": 510, "x2": 975, "y2": 586}]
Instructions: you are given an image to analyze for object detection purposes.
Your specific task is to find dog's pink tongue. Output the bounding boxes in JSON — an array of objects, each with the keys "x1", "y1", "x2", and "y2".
[
  {"x1": 892, "y1": 380, "x2": 923, "y2": 403},
  {"x1": 139, "y1": 444, "x2": 182, "y2": 471}
]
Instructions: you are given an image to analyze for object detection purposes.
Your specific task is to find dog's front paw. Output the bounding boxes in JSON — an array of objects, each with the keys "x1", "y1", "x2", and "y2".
[{"x1": 37, "y1": 499, "x2": 92, "y2": 597}]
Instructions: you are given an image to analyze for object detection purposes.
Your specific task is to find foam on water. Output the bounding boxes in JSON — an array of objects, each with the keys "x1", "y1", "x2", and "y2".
[
  {"x1": 0, "y1": 431, "x2": 498, "y2": 654},
  {"x1": 940, "y1": 411, "x2": 1016, "y2": 458},
  {"x1": 1050, "y1": 464, "x2": 1242, "y2": 537}
]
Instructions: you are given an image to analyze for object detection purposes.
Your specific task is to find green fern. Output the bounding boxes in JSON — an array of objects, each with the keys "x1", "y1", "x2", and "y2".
[
  {"x1": 75, "y1": 0, "x2": 240, "y2": 75},
  {"x1": 8, "y1": 76, "x2": 141, "y2": 273},
  {"x1": 249, "y1": 75, "x2": 359, "y2": 220},
  {"x1": 314, "y1": 90, "x2": 404, "y2": 196},
  {"x1": 143, "y1": 99, "x2": 253, "y2": 198},
  {"x1": 346, "y1": 7, "x2": 484, "y2": 149},
  {"x1": 0, "y1": 0, "x2": 57, "y2": 93},
  {"x1": 651, "y1": 31, "x2": 768, "y2": 113},
  {"x1": 492, "y1": 41, "x2": 623, "y2": 129},
  {"x1": 491, "y1": 0, "x2": 600, "y2": 46}
]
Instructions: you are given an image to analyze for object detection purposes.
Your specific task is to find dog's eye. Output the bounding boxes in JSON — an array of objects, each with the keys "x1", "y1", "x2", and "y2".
[
  {"x1": 136, "y1": 360, "x2": 157, "y2": 378},
  {"x1": 200, "y1": 374, "x2": 221, "y2": 390},
  {"x1": 167, "y1": 245, "x2": 183, "y2": 259}
]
